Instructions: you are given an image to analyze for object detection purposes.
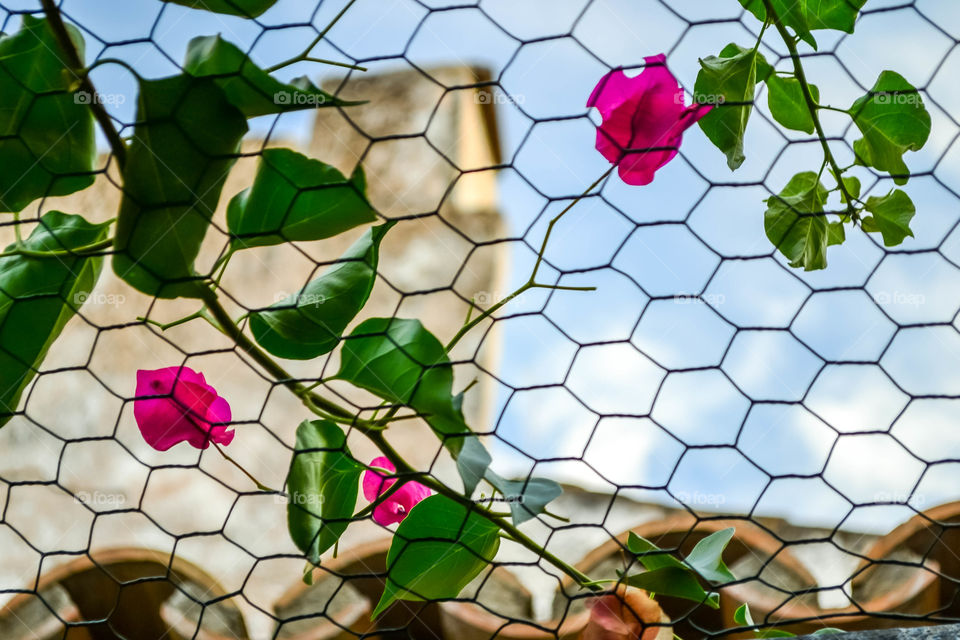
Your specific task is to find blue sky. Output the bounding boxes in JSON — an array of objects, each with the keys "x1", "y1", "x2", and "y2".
[{"x1": 8, "y1": 0, "x2": 960, "y2": 534}]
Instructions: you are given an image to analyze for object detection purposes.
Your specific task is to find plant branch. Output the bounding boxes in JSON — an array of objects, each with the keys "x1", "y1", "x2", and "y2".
[
  {"x1": 40, "y1": 0, "x2": 127, "y2": 168},
  {"x1": 367, "y1": 430, "x2": 598, "y2": 591},
  {"x1": 199, "y1": 287, "x2": 385, "y2": 434},
  {"x1": 445, "y1": 166, "x2": 612, "y2": 352},
  {"x1": 761, "y1": 0, "x2": 856, "y2": 215},
  {"x1": 199, "y1": 284, "x2": 599, "y2": 591},
  {"x1": 0, "y1": 237, "x2": 113, "y2": 260},
  {"x1": 195, "y1": 168, "x2": 615, "y2": 595},
  {"x1": 212, "y1": 440, "x2": 278, "y2": 493},
  {"x1": 265, "y1": 0, "x2": 361, "y2": 73},
  {"x1": 138, "y1": 308, "x2": 205, "y2": 332}
]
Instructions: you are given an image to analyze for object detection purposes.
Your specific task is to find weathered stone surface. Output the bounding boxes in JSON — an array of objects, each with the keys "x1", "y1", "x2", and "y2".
[
  {"x1": 797, "y1": 625, "x2": 960, "y2": 639},
  {"x1": 0, "y1": 66, "x2": 506, "y2": 639}
]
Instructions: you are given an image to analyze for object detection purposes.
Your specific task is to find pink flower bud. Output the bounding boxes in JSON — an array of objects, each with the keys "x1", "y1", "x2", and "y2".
[
  {"x1": 134, "y1": 367, "x2": 234, "y2": 451},
  {"x1": 581, "y1": 585, "x2": 669, "y2": 640},
  {"x1": 362, "y1": 456, "x2": 431, "y2": 526}
]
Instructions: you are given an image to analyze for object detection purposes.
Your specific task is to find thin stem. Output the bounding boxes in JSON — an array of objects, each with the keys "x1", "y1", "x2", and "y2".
[
  {"x1": 40, "y1": 0, "x2": 127, "y2": 168},
  {"x1": 531, "y1": 283, "x2": 597, "y2": 292},
  {"x1": 751, "y1": 19, "x2": 770, "y2": 55},
  {"x1": 212, "y1": 440, "x2": 278, "y2": 493},
  {"x1": 13, "y1": 212, "x2": 22, "y2": 244},
  {"x1": 139, "y1": 309, "x2": 205, "y2": 332},
  {"x1": 817, "y1": 104, "x2": 850, "y2": 114},
  {"x1": 761, "y1": 0, "x2": 856, "y2": 214},
  {"x1": 445, "y1": 166, "x2": 612, "y2": 352},
  {"x1": 530, "y1": 166, "x2": 614, "y2": 279},
  {"x1": 446, "y1": 283, "x2": 530, "y2": 352},
  {"x1": 542, "y1": 508, "x2": 571, "y2": 523},
  {"x1": 303, "y1": 57, "x2": 367, "y2": 72},
  {"x1": 265, "y1": 0, "x2": 361, "y2": 73},
  {"x1": 211, "y1": 247, "x2": 236, "y2": 289},
  {"x1": 0, "y1": 237, "x2": 113, "y2": 260}
]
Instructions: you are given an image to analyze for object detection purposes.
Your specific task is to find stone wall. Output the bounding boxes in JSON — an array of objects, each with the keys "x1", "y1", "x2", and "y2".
[{"x1": 0, "y1": 66, "x2": 507, "y2": 638}]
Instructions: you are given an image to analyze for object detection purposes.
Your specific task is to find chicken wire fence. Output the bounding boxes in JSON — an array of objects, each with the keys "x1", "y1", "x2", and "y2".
[{"x1": 1, "y1": 0, "x2": 960, "y2": 639}]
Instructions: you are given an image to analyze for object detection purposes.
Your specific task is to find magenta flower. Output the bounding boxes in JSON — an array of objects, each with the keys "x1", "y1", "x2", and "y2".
[
  {"x1": 363, "y1": 456, "x2": 431, "y2": 526},
  {"x1": 583, "y1": 585, "x2": 668, "y2": 640},
  {"x1": 134, "y1": 367, "x2": 234, "y2": 451},
  {"x1": 587, "y1": 53, "x2": 712, "y2": 186}
]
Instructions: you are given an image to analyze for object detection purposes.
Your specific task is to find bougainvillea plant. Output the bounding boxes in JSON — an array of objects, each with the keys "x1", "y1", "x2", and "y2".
[{"x1": 0, "y1": 0, "x2": 920, "y2": 636}]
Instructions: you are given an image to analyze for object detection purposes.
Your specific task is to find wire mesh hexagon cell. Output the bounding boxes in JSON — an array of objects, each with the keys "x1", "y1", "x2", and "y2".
[{"x1": 0, "y1": 0, "x2": 958, "y2": 639}]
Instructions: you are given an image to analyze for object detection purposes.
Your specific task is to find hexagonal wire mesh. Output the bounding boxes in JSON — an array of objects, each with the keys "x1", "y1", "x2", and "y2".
[{"x1": 1, "y1": 0, "x2": 959, "y2": 639}]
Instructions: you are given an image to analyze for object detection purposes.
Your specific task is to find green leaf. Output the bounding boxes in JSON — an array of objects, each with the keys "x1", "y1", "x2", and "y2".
[
  {"x1": 113, "y1": 75, "x2": 247, "y2": 298},
  {"x1": 767, "y1": 75, "x2": 820, "y2": 134},
  {"x1": 684, "y1": 528, "x2": 737, "y2": 584},
  {"x1": 738, "y1": 0, "x2": 817, "y2": 48},
  {"x1": 184, "y1": 36, "x2": 358, "y2": 118},
  {"x1": 850, "y1": 71, "x2": 931, "y2": 185},
  {"x1": 485, "y1": 471, "x2": 563, "y2": 526},
  {"x1": 627, "y1": 529, "x2": 735, "y2": 584},
  {"x1": 286, "y1": 420, "x2": 361, "y2": 565},
  {"x1": 739, "y1": 0, "x2": 866, "y2": 47},
  {"x1": 735, "y1": 603, "x2": 795, "y2": 637},
  {"x1": 163, "y1": 0, "x2": 277, "y2": 17},
  {"x1": 337, "y1": 319, "x2": 507, "y2": 505},
  {"x1": 626, "y1": 533, "x2": 688, "y2": 572},
  {"x1": 827, "y1": 221, "x2": 845, "y2": 246},
  {"x1": 840, "y1": 175, "x2": 861, "y2": 205},
  {"x1": 337, "y1": 317, "x2": 471, "y2": 443},
  {"x1": 227, "y1": 148, "x2": 377, "y2": 250},
  {"x1": 862, "y1": 189, "x2": 916, "y2": 247},
  {"x1": 0, "y1": 212, "x2": 109, "y2": 426},
  {"x1": 695, "y1": 44, "x2": 766, "y2": 170},
  {"x1": 0, "y1": 16, "x2": 96, "y2": 213},
  {"x1": 735, "y1": 603, "x2": 828, "y2": 638},
  {"x1": 373, "y1": 494, "x2": 500, "y2": 618},
  {"x1": 734, "y1": 603, "x2": 754, "y2": 627},
  {"x1": 804, "y1": 0, "x2": 867, "y2": 32},
  {"x1": 249, "y1": 222, "x2": 392, "y2": 360},
  {"x1": 764, "y1": 172, "x2": 830, "y2": 271},
  {"x1": 622, "y1": 567, "x2": 719, "y2": 609},
  {"x1": 811, "y1": 630, "x2": 844, "y2": 636},
  {"x1": 457, "y1": 435, "x2": 492, "y2": 497}
]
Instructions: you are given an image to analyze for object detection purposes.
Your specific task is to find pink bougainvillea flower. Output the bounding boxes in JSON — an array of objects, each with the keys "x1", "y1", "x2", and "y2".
[
  {"x1": 134, "y1": 367, "x2": 234, "y2": 451},
  {"x1": 363, "y1": 456, "x2": 431, "y2": 526},
  {"x1": 581, "y1": 585, "x2": 669, "y2": 640},
  {"x1": 587, "y1": 54, "x2": 712, "y2": 186}
]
